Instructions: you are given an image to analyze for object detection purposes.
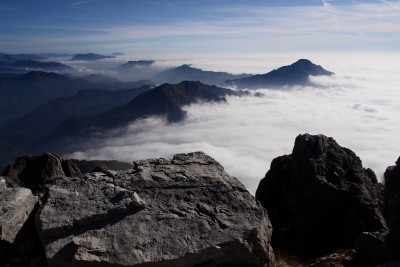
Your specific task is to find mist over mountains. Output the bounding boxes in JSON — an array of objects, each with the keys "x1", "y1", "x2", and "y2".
[{"x1": 0, "y1": 52, "x2": 399, "y2": 194}]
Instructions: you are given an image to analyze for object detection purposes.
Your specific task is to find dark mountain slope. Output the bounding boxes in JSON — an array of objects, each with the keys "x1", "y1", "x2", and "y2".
[
  {"x1": 2, "y1": 86, "x2": 151, "y2": 143},
  {"x1": 2, "y1": 60, "x2": 73, "y2": 71},
  {"x1": 224, "y1": 59, "x2": 334, "y2": 89},
  {"x1": 153, "y1": 64, "x2": 251, "y2": 85},
  {"x1": 0, "y1": 86, "x2": 152, "y2": 170},
  {"x1": 80, "y1": 74, "x2": 120, "y2": 84},
  {"x1": 0, "y1": 71, "x2": 92, "y2": 126},
  {"x1": 0, "y1": 52, "x2": 45, "y2": 62},
  {"x1": 50, "y1": 81, "x2": 248, "y2": 138}
]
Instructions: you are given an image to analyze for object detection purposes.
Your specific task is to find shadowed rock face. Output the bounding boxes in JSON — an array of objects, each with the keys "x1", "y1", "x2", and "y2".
[
  {"x1": 37, "y1": 152, "x2": 275, "y2": 267},
  {"x1": 2, "y1": 152, "x2": 80, "y2": 194},
  {"x1": 382, "y1": 157, "x2": 400, "y2": 262},
  {"x1": 255, "y1": 134, "x2": 386, "y2": 259}
]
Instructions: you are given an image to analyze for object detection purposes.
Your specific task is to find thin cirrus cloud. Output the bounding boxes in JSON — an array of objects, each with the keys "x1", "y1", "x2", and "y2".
[
  {"x1": 2, "y1": 1, "x2": 399, "y2": 54},
  {"x1": 65, "y1": 53, "x2": 400, "y2": 194},
  {"x1": 70, "y1": 1, "x2": 91, "y2": 8}
]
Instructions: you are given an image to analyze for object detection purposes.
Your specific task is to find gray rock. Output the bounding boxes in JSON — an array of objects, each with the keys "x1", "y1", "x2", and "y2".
[
  {"x1": 0, "y1": 187, "x2": 38, "y2": 243},
  {"x1": 0, "y1": 177, "x2": 6, "y2": 189},
  {"x1": 37, "y1": 152, "x2": 274, "y2": 267},
  {"x1": 256, "y1": 134, "x2": 386, "y2": 259}
]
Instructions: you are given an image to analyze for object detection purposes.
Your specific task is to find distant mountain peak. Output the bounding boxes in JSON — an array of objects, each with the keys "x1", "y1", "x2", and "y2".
[
  {"x1": 71, "y1": 53, "x2": 115, "y2": 61},
  {"x1": 154, "y1": 64, "x2": 250, "y2": 85},
  {"x1": 177, "y1": 64, "x2": 193, "y2": 69},
  {"x1": 224, "y1": 59, "x2": 334, "y2": 90},
  {"x1": 287, "y1": 58, "x2": 334, "y2": 75},
  {"x1": 116, "y1": 60, "x2": 155, "y2": 70}
]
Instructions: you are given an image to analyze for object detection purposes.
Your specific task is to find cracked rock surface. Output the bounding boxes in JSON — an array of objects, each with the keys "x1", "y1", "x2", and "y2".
[{"x1": 37, "y1": 151, "x2": 274, "y2": 267}]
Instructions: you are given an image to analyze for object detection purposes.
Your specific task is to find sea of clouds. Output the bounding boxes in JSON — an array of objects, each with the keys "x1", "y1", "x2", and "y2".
[{"x1": 66, "y1": 53, "x2": 400, "y2": 194}]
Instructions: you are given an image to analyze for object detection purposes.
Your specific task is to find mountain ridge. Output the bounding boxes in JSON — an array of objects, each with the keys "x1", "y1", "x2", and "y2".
[
  {"x1": 224, "y1": 59, "x2": 334, "y2": 89},
  {"x1": 153, "y1": 64, "x2": 251, "y2": 85}
]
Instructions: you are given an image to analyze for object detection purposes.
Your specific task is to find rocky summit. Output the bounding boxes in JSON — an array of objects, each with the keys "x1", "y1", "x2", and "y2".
[
  {"x1": 2, "y1": 135, "x2": 400, "y2": 267},
  {"x1": 36, "y1": 152, "x2": 274, "y2": 267},
  {"x1": 255, "y1": 134, "x2": 386, "y2": 260}
]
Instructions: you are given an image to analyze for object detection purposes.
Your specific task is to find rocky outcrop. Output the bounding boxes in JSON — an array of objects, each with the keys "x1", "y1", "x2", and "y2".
[
  {"x1": 37, "y1": 152, "x2": 274, "y2": 267},
  {"x1": 2, "y1": 152, "x2": 81, "y2": 194},
  {"x1": 0, "y1": 180, "x2": 44, "y2": 267},
  {"x1": 381, "y1": 157, "x2": 400, "y2": 262},
  {"x1": 255, "y1": 134, "x2": 386, "y2": 259},
  {"x1": 0, "y1": 187, "x2": 38, "y2": 243}
]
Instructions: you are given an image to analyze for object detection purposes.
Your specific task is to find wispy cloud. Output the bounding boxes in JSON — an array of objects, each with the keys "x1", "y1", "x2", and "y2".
[
  {"x1": 4, "y1": 1, "x2": 400, "y2": 54},
  {"x1": 70, "y1": 1, "x2": 90, "y2": 8}
]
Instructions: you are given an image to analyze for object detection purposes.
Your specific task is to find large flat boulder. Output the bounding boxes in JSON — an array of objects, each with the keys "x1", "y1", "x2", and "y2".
[
  {"x1": 37, "y1": 152, "x2": 274, "y2": 267},
  {"x1": 255, "y1": 134, "x2": 386, "y2": 259},
  {"x1": 0, "y1": 187, "x2": 38, "y2": 243}
]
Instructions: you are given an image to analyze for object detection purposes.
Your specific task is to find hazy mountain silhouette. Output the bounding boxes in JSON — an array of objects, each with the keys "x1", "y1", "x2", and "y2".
[
  {"x1": 116, "y1": 60, "x2": 155, "y2": 71},
  {"x1": 153, "y1": 64, "x2": 251, "y2": 85},
  {"x1": 80, "y1": 74, "x2": 120, "y2": 84},
  {"x1": 0, "y1": 52, "x2": 45, "y2": 62},
  {"x1": 49, "y1": 81, "x2": 248, "y2": 139},
  {"x1": 224, "y1": 59, "x2": 334, "y2": 89},
  {"x1": 0, "y1": 71, "x2": 94, "y2": 126},
  {"x1": 71, "y1": 53, "x2": 115, "y2": 61},
  {"x1": 0, "y1": 86, "x2": 152, "y2": 166},
  {"x1": 36, "y1": 53, "x2": 74, "y2": 58},
  {"x1": 0, "y1": 60, "x2": 73, "y2": 71}
]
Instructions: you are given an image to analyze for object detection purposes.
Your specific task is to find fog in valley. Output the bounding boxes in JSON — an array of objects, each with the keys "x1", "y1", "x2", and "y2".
[{"x1": 65, "y1": 53, "x2": 400, "y2": 193}]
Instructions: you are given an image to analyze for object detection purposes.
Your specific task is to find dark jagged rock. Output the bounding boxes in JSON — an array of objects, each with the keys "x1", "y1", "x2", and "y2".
[
  {"x1": 2, "y1": 152, "x2": 81, "y2": 194},
  {"x1": 355, "y1": 231, "x2": 387, "y2": 266},
  {"x1": 37, "y1": 152, "x2": 274, "y2": 267},
  {"x1": 381, "y1": 157, "x2": 400, "y2": 263},
  {"x1": 225, "y1": 59, "x2": 334, "y2": 90},
  {"x1": 255, "y1": 134, "x2": 386, "y2": 259}
]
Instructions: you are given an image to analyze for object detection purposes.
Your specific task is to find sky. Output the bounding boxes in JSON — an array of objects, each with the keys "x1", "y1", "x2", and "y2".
[{"x1": 1, "y1": 0, "x2": 399, "y2": 56}]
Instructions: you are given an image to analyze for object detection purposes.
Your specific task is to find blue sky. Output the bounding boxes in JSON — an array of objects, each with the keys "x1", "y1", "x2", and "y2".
[{"x1": 0, "y1": 0, "x2": 399, "y2": 56}]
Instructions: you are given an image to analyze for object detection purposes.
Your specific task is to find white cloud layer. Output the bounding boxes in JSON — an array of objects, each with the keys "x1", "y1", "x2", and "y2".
[{"x1": 66, "y1": 53, "x2": 400, "y2": 194}]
